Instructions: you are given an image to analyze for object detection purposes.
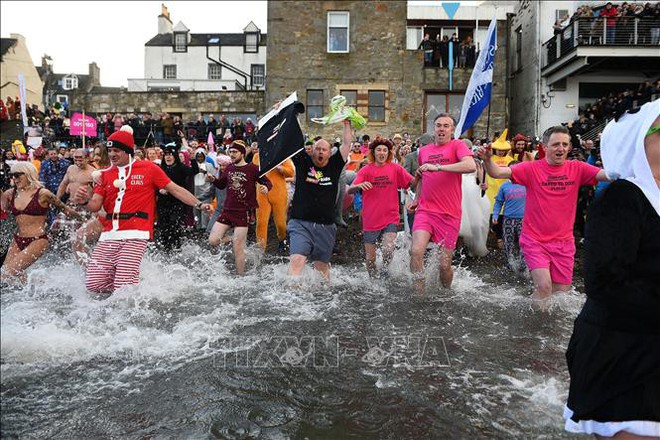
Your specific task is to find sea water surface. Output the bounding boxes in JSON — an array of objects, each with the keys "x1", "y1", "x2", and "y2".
[{"x1": 1, "y1": 237, "x2": 584, "y2": 438}]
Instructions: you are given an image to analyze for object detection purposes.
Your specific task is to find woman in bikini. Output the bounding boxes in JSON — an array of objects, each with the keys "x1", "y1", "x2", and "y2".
[{"x1": 0, "y1": 162, "x2": 83, "y2": 283}]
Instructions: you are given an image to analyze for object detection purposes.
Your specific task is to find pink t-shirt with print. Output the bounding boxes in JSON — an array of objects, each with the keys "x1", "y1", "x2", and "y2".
[
  {"x1": 353, "y1": 162, "x2": 413, "y2": 231},
  {"x1": 511, "y1": 159, "x2": 600, "y2": 243},
  {"x1": 417, "y1": 139, "x2": 473, "y2": 219}
]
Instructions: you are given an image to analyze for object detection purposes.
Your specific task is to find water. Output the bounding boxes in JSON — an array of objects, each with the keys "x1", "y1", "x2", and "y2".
[{"x1": 1, "y1": 237, "x2": 585, "y2": 438}]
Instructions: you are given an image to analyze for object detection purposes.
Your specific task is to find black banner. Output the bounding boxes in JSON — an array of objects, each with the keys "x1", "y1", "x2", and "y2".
[{"x1": 257, "y1": 101, "x2": 305, "y2": 177}]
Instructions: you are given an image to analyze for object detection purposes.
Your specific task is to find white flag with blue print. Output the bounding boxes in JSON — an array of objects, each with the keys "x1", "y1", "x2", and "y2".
[{"x1": 454, "y1": 19, "x2": 497, "y2": 136}]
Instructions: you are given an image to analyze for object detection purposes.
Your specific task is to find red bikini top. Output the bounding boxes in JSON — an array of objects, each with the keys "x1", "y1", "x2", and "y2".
[{"x1": 10, "y1": 188, "x2": 48, "y2": 217}]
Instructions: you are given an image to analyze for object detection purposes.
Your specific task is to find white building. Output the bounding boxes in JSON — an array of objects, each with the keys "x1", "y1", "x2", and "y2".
[
  {"x1": 128, "y1": 5, "x2": 267, "y2": 92},
  {"x1": 508, "y1": 0, "x2": 659, "y2": 136}
]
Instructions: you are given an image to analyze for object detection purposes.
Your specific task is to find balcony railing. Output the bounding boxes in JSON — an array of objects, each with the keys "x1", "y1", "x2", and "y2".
[{"x1": 542, "y1": 17, "x2": 660, "y2": 68}]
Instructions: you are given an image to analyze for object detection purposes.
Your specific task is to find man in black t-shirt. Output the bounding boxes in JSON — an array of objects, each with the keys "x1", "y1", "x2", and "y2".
[{"x1": 288, "y1": 121, "x2": 353, "y2": 279}]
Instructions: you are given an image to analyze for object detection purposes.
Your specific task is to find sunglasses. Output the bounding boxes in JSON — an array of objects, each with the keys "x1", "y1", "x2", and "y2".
[{"x1": 9, "y1": 172, "x2": 24, "y2": 178}]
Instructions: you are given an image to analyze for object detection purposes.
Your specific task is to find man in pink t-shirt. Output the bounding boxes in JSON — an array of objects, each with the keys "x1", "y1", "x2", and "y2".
[
  {"x1": 348, "y1": 138, "x2": 413, "y2": 277},
  {"x1": 478, "y1": 126, "x2": 609, "y2": 300},
  {"x1": 408, "y1": 114, "x2": 477, "y2": 292}
]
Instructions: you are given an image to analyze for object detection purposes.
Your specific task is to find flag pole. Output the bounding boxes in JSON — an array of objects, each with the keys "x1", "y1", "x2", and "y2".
[
  {"x1": 486, "y1": 103, "x2": 492, "y2": 139},
  {"x1": 82, "y1": 109, "x2": 86, "y2": 150}
]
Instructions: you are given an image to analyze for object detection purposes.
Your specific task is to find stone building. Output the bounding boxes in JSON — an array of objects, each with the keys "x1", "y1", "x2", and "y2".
[
  {"x1": 37, "y1": 55, "x2": 103, "y2": 109},
  {"x1": 266, "y1": 1, "x2": 511, "y2": 140},
  {"x1": 0, "y1": 34, "x2": 44, "y2": 110}
]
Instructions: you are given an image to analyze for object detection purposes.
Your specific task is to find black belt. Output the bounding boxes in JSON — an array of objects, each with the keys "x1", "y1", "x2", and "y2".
[{"x1": 106, "y1": 211, "x2": 149, "y2": 220}]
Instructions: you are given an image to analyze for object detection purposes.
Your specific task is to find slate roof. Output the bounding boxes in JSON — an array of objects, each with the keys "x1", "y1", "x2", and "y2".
[
  {"x1": 0, "y1": 38, "x2": 17, "y2": 62},
  {"x1": 145, "y1": 32, "x2": 267, "y2": 47}
]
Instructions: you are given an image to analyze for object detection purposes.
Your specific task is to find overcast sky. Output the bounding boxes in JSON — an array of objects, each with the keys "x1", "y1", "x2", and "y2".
[
  {"x1": 1, "y1": 1, "x2": 480, "y2": 88},
  {"x1": 1, "y1": 1, "x2": 268, "y2": 87}
]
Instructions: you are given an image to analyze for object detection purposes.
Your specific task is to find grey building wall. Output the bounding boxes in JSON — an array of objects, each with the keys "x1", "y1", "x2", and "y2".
[{"x1": 508, "y1": 0, "x2": 543, "y2": 137}]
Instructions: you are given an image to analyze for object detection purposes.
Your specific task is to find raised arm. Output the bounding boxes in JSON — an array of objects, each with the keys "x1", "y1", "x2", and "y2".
[
  {"x1": 476, "y1": 146, "x2": 512, "y2": 179},
  {"x1": 340, "y1": 121, "x2": 353, "y2": 161}
]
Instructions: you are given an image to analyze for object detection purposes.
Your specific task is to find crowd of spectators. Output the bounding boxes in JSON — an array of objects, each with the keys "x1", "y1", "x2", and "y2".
[
  {"x1": 418, "y1": 33, "x2": 477, "y2": 68},
  {"x1": 552, "y1": 2, "x2": 660, "y2": 46}
]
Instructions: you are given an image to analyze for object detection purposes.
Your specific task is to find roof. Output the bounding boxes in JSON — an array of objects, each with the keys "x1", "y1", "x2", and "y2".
[
  {"x1": 0, "y1": 38, "x2": 18, "y2": 61},
  {"x1": 41, "y1": 72, "x2": 92, "y2": 94},
  {"x1": 173, "y1": 21, "x2": 189, "y2": 32},
  {"x1": 145, "y1": 32, "x2": 267, "y2": 47}
]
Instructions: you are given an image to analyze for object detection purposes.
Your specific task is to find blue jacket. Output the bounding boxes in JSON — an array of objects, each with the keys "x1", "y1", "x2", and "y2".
[
  {"x1": 39, "y1": 158, "x2": 70, "y2": 193},
  {"x1": 492, "y1": 181, "x2": 526, "y2": 220}
]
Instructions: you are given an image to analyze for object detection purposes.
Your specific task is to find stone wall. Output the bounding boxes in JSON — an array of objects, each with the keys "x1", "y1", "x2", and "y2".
[
  {"x1": 266, "y1": 0, "x2": 509, "y2": 140},
  {"x1": 69, "y1": 90, "x2": 265, "y2": 120}
]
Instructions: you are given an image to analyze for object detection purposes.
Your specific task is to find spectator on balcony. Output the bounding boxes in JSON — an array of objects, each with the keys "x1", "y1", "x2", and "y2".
[
  {"x1": 600, "y1": 2, "x2": 618, "y2": 44},
  {"x1": 465, "y1": 36, "x2": 476, "y2": 68},
  {"x1": 418, "y1": 33, "x2": 434, "y2": 66},
  {"x1": 432, "y1": 34, "x2": 442, "y2": 67},
  {"x1": 439, "y1": 35, "x2": 450, "y2": 69},
  {"x1": 450, "y1": 33, "x2": 460, "y2": 67}
]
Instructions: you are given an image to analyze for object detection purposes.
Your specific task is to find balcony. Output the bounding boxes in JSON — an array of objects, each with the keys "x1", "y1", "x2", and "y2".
[{"x1": 541, "y1": 17, "x2": 660, "y2": 85}]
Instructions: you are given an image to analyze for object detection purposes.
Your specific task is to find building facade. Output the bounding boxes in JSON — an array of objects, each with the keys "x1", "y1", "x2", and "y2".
[
  {"x1": 37, "y1": 56, "x2": 103, "y2": 109},
  {"x1": 266, "y1": 1, "x2": 512, "y2": 140},
  {"x1": 1, "y1": 34, "x2": 44, "y2": 110},
  {"x1": 128, "y1": 5, "x2": 267, "y2": 92},
  {"x1": 507, "y1": 0, "x2": 659, "y2": 137}
]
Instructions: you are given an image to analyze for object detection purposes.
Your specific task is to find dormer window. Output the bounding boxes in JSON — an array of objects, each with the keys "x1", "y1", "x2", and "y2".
[
  {"x1": 174, "y1": 33, "x2": 187, "y2": 52},
  {"x1": 172, "y1": 21, "x2": 190, "y2": 52},
  {"x1": 63, "y1": 75, "x2": 78, "y2": 90},
  {"x1": 243, "y1": 21, "x2": 260, "y2": 53}
]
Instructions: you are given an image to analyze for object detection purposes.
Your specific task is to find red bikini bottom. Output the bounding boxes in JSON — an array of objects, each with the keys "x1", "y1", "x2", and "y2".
[{"x1": 14, "y1": 234, "x2": 48, "y2": 251}]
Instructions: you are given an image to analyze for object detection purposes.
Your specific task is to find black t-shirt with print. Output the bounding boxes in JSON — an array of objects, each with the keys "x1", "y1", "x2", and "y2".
[{"x1": 290, "y1": 150, "x2": 346, "y2": 224}]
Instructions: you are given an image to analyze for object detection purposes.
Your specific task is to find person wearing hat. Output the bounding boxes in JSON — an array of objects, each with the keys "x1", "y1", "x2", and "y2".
[
  {"x1": 348, "y1": 138, "x2": 413, "y2": 277},
  {"x1": 510, "y1": 133, "x2": 533, "y2": 163},
  {"x1": 207, "y1": 140, "x2": 272, "y2": 274},
  {"x1": 392, "y1": 133, "x2": 403, "y2": 163},
  {"x1": 477, "y1": 125, "x2": 610, "y2": 301},
  {"x1": 75, "y1": 126, "x2": 211, "y2": 296},
  {"x1": 486, "y1": 130, "x2": 514, "y2": 249},
  {"x1": 564, "y1": 100, "x2": 660, "y2": 438}
]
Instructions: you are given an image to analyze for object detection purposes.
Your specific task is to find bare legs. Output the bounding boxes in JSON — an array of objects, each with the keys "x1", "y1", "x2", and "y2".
[
  {"x1": 208, "y1": 222, "x2": 248, "y2": 275},
  {"x1": 410, "y1": 230, "x2": 454, "y2": 292}
]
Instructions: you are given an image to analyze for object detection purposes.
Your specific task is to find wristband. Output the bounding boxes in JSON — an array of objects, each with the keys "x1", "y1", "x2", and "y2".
[
  {"x1": 436, "y1": 164, "x2": 442, "y2": 172},
  {"x1": 195, "y1": 201, "x2": 203, "y2": 209}
]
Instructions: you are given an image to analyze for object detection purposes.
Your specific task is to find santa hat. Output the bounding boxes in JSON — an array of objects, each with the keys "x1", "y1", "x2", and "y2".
[
  {"x1": 106, "y1": 125, "x2": 135, "y2": 155},
  {"x1": 511, "y1": 133, "x2": 527, "y2": 143}
]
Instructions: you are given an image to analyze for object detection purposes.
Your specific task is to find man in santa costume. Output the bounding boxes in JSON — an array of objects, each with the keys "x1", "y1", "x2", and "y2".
[{"x1": 76, "y1": 126, "x2": 211, "y2": 295}]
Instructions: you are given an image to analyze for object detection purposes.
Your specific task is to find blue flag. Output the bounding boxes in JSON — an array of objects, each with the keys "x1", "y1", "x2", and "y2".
[{"x1": 454, "y1": 19, "x2": 497, "y2": 136}]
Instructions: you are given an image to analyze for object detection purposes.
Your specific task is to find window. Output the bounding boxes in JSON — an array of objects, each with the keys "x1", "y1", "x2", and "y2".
[
  {"x1": 327, "y1": 11, "x2": 349, "y2": 53},
  {"x1": 340, "y1": 90, "x2": 357, "y2": 107},
  {"x1": 245, "y1": 33, "x2": 258, "y2": 53},
  {"x1": 368, "y1": 91, "x2": 385, "y2": 122},
  {"x1": 307, "y1": 89, "x2": 324, "y2": 121},
  {"x1": 251, "y1": 64, "x2": 265, "y2": 88},
  {"x1": 174, "y1": 33, "x2": 187, "y2": 52},
  {"x1": 208, "y1": 64, "x2": 222, "y2": 80},
  {"x1": 406, "y1": 27, "x2": 424, "y2": 50},
  {"x1": 163, "y1": 65, "x2": 177, "y2": 79},
  {"x1": 56, "y1": 95, "x2": 68, "y2": 104},
  {"x1": 63, "y1": 76, "x2": 78, "y2": 90},
  {"x1": 515, "y1": 26, "x2": 523, "y2": 72},
  {"x1": 555, "y1": 9, "x2": 569, "y2": 22},
  {"x1": 425, "y1": 93, "x2": 465, "y2": 134}
]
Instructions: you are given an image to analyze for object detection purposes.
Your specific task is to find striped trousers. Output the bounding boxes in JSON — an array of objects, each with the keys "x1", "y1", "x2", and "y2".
[{"x1": 85, "y1": 239, "x2": 148, "y2": 294}]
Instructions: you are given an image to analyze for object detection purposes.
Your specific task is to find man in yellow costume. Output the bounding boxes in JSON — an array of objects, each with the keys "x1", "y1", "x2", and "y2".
[
  {"x1": 485, "y1": 130, "x2": 514, "y2": 248},
  {"x1": 252, "y1": 152, "x2": 295, "y2": 253}
]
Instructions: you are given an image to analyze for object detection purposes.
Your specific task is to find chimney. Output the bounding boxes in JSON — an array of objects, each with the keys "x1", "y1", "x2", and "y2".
[
  {"x1": 41, "y1": 55, "x2": 53, "y2": 74},
  {"x1": 158, "y1": 4, "x2": 173, "y2": 34},
  {"x1": 88, "y1": 62, "x2": 101, "y2": 88}
]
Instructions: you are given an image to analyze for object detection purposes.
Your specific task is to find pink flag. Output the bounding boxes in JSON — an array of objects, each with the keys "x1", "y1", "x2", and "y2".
[
  {"x1": 70, "y1": 112, "x2": 97, "y2": 136},
  {"x1": 207, "y1": 131, "x2": 215, "y2": 152}
]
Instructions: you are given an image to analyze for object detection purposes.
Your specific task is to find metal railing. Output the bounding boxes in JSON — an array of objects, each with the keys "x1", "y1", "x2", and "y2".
[{"x1": 542, "y1": 17, "x2": 660, "y2": 68}]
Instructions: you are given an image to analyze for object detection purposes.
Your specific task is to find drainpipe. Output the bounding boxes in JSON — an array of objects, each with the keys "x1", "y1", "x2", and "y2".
[
  {"x1": 205, "y1": 45, "x2": 251, "y2": 90},
  {"x1": 505, "y1": 12, "x2": 514, "y2": 130}
]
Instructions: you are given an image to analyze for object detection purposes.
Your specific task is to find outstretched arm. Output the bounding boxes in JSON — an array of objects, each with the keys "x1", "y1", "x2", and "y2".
[
  {"x1": 43, "y1": 189, "x2": 85, "y2": 221},
  {"x1": 340, "y1": 121, "x2": 353, "y2": 161},
  {"x1": 163, "y1": 181, "x2": 211, "y2": 211}
]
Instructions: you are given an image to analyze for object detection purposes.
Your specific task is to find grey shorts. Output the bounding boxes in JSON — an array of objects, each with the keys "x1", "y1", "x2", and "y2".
[
  {"x1": 288, "y1": 219, "x2": 337, "y2": 263},
  {"x1": 363, "y1": 223, "x2": 399, "y2": 244}
]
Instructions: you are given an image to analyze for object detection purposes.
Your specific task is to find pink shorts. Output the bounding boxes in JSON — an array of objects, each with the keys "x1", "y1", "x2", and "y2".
[
  {"x1": 519, "y1": 234, "x2": 575, "y2": 285},
  {"x1": 412, "y1": 210, "x2": 460, "y2": 249}
]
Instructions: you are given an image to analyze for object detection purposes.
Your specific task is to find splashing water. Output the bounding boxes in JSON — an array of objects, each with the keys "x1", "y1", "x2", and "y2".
[{"x1": 1, "y1": 236, "x2": 585, "y2": 438}]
